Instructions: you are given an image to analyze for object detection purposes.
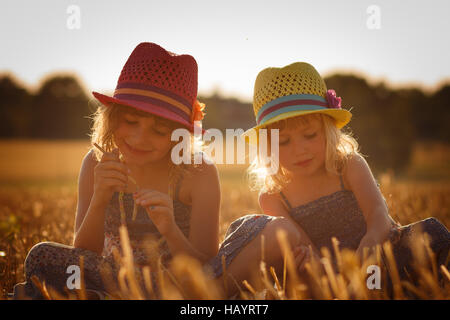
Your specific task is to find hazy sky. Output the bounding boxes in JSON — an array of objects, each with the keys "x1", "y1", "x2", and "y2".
[{"x1": 1, "y1": 0, "x2": 449, "y2": 101}]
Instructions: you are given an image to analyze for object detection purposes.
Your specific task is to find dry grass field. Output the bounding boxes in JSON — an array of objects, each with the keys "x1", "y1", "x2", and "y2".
[{"x1": 0, "y1": 140, "x2": 449, "y2": 299}]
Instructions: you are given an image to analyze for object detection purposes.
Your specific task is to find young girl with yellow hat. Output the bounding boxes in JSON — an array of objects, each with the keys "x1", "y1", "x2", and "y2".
[
  {"x1": 13, "y1": 42, "x2": 221, "y2": 299},
  {"x1": 208, "y1": 62, "x2": 450, "y2": 297}
]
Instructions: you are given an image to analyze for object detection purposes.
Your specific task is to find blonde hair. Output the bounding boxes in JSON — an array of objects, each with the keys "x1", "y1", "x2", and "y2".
[
  {"x1": 88, "y1": 103, "x2": 203, "y2": 195},
  {"x1": 248, "y1": 113, "x2": 360, "y2": 194}
]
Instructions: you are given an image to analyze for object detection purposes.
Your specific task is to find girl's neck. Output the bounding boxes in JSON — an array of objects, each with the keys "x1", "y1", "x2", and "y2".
[
  {"x1": 126, "y1": 154, "x2": 172, "y2": 190},
  {"x1": 288, "y1": 166, "x2": 330, "y2": 191}
]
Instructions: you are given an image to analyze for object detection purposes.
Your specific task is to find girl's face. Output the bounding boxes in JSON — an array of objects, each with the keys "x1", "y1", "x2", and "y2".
[
  {"x1": 275, "y1": 116, "x2": 326, "y2": 177},
  {"x1": 113, "y1": 109, "x2": 177, "y2": 166}
]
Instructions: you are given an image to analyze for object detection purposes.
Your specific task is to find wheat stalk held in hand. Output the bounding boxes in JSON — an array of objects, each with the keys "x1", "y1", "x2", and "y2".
[{"x1": 93, "y1": 143, "x2": 139, "y2": 222}]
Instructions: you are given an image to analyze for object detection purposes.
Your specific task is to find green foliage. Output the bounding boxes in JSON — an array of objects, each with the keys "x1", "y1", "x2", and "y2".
[
  {"x1": 0, "y1": 73, "x2": 448, "y2": 172},
  {"x1": 0, "y1": 76, "x2": 33, "y2": 137},
  {"x1": 0, "y1": 74, "x2": 93, "y2": 139}
]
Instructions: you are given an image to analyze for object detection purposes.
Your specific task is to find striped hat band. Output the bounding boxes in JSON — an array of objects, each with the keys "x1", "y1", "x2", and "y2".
[
  {"x1": 256, "y1": 93, "x2": 328, "y2": 125},
  {"x1": 113, "y1": 82, "x2": 193, "y2": 123}
]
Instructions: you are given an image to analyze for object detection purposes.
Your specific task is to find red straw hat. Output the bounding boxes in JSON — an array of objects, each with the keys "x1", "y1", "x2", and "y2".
[{"x1": 92, "y1": 42, "x2": 205, "y2": 132}]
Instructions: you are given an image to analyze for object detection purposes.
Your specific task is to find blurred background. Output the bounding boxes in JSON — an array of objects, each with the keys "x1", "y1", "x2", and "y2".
[
  {"x1": 0, "y1": 0, "x2": 449, "y2": 297},
  {"x1": 1, "y1": 0, "x2": 449, "y2": 184}
]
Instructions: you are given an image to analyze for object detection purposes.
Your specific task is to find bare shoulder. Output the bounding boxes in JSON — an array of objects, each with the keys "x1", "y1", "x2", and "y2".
[
  {"x1": 343, "y1": 153, "x2": 370, "y2": 175},
  {"x1": 259, "y1": 190, "x2": 286, "y2": 216},
  {"x1": 197, "y1": 154, "x2": 219, "y2": 177},
  {"x1": 259, "y1": 191, "x2": 278, "y2": 208},
  {"x1": 78, "y1": 148, "x2": 100, "y2": 198},
  {"x1": 342, "y1": 153, "x2": 374, "y2": 190},
  {"x1": 179, "y1": 155, "x2": 220, "y2": 204},
  {"x1": 187, "y1": 153, "x2": 220, "y2": 182}
]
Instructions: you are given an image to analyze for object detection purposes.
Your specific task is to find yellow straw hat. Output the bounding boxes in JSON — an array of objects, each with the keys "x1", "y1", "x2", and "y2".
[{"x1": 242, "y1": 62, "x2": 352, "y2": 144}]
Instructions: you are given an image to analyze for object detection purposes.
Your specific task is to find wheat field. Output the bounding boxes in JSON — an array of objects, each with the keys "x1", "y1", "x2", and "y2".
[{"x1": 0, "y1": 140, "x2": 449, "y2": 299}]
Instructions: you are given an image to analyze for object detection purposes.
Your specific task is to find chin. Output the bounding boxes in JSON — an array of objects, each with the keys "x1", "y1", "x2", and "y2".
[{"x1": 290, "y1": 165, "x2": 321, "y2": 177}]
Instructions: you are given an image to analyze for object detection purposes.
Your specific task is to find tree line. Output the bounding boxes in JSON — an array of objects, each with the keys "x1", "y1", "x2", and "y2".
[{"x1": 0, "y1": 73, "x2": 448, "y2": 172}]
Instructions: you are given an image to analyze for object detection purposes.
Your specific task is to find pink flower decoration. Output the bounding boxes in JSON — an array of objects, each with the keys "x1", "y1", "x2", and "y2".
[{"x1": 326, "y1": 89, "x2": 342, "y2": 109}]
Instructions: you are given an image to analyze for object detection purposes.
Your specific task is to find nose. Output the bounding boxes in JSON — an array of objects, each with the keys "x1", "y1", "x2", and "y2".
[
  {"x1": 292, "y1": 136, "x2": 307, "y2": 156},
  {"x1": 128, "y1": 125, "x2": 155, "y2": 148}
]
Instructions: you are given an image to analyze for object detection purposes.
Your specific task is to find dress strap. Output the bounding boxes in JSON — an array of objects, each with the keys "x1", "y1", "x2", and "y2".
[
  {"x1": 279, "y1": 191, "x2": 293, "y2": 211},
  {"x1": 173, "y1": 175, "x2": 183, "y2": 202},
  {"x1": 339, "y1": 174, "x2": 346, "y2": 191}
]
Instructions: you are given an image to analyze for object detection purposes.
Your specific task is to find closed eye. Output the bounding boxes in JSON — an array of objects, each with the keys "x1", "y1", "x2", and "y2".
[
  {"x1": 304, "y1": 132, "x2": 317, "y2": 139},
  {"x1": 153, "y1": 128, "x2": 168, "y2": 136},
  {"x1": 125, "y1": 119, "x2": 138, "y2": 125}
]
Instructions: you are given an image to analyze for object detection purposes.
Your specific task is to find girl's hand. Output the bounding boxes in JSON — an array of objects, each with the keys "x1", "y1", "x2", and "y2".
[
  {"x1": 356, "y1": 233, "x2": 380, "y2": 260},
  {"x1": 133, "y1": 189, "x2": 175, "y2": 236},
  {"x1": 93, "y1": 148, "x2": 129, "y2": 204},
  {"x1": 293, "y1": 245, "x2": 320, "y2": 273}
]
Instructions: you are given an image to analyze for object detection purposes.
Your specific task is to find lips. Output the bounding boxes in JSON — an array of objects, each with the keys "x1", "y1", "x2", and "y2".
[
  {"x1": 294, "y1": 158, "x2": 313, "y2": 167},
  {"x1": 125, "y1": 142, "x2": 152, "y2": 155}
]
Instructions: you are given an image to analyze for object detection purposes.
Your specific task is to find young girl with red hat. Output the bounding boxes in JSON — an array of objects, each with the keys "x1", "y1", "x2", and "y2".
[{"x1": 13, "y1": 43, "x2": 221, "y2": 299}]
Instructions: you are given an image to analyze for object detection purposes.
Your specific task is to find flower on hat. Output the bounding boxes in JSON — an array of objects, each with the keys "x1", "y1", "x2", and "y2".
[
  {"x1": 191, "y1": 99, "x2": 206, "y2": 123},
  {"x1": 326, "y1": 89, "x2": 342, "y2": 109}
]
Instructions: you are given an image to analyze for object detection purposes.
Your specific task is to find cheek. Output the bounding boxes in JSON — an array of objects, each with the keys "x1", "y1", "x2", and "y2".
[
  {"x1": 153, "y1": 135, "x2": 174, "y2": 153},
  {"x1": 277, "y1": 147, "x2": 293, "y2": 166},
  {"x1": 312, "y1": 137, "x2": 327, "y2": 159},
  {"x1": 114, "y1": 123, "x2": 128, "y2": 136}
]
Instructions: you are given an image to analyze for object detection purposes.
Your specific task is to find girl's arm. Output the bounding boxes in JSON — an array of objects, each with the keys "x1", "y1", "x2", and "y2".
[
  {"x1": 166, "y1": 160, "x2": 221, "y2": 263},
  {"x1": 343, "y1": 153, "x2": 393, "y2": 252},
  {"x1": 73, "y1": 149, "x2": 106, "y2": 254}
]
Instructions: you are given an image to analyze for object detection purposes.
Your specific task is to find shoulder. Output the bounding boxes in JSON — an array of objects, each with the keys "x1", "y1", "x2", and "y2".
[
  {"x1": 75, "y1": 149, "x2": 98, "y2": 230},
  {"x1": 342, "y1": 153, "x2": 374, "y2": 190},
  {"x1": 190, "y1": 152, "x2": 219, "y2": 180},
  {"x1": 81, "y1": 148, "x2": 98, "y2": 171},
  {"x1": 259, "y1": 191, "x2": 277, "y2": 207},
  {"x1": 184, "y1": 154, "x2": 220, "y2": 197},
  {"x1": 259, "y1": 190, "x2": 286, "y2": 216},
  {"x1": 78, "y1": 148, "x2": 96, "y2": 179},
  {"x1": 343, "y1": 153, "x2": 370, "y2": 174},
  {"x1": 182, "y1": 155, "x2": 220, "y2": 214}
]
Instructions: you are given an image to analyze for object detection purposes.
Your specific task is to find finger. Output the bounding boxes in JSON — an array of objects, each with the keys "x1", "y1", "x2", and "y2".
[
  {"x1": 135, "y1": 192, "x2": 169, "y2": 202},
  {"x1": 133, "y1": 189, "x2": 155, "y2": 198},
  {"x1": 97, "y1": 170, "x2": 128, "y2": 185},
  {"x1": 134, "y1": 191, "x2": 170, "y2": 204},
  {"x1": 133, "y1": 189, "x2": 165, "y2": 198},
  {"x1": 145, "y1": 205, "x2": 169, "y2": 218},
  {"x1": 101, "y1": 152, "x2": 120, "y2": 162},
  {"x1": 102, "y1": 177, "x2": 127, "y2": 192},
  {"x1": 98, "y1": 161, "x2": 130, "y2": 178},
  {"x1": 145, "y1": 204, "x2": 163, "y2": 211},
  {"x1": 136, "y1": 195, "x2": 169, "y2": 207},
  {"x1": 101, "y1": 149, "x2": 121, "y2": 162}
]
